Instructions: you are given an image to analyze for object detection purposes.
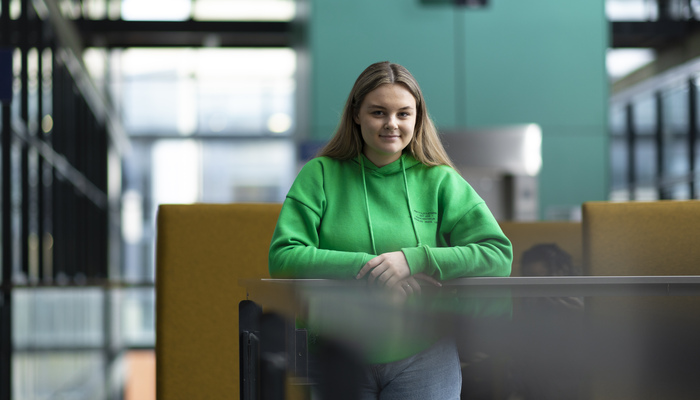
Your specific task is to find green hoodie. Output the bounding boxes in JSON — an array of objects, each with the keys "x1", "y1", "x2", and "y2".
[
  {"x1": 269, "y1": 153, "x2": 512, "y2": 280},
  {"x1": 268, "y1": 153, "x2": 513, "y2": 363}
]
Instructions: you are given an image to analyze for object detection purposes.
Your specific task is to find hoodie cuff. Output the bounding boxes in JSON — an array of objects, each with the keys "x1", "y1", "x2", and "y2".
[{"x1": 401, "y1": 246, "x2": 434, "y2": 275}]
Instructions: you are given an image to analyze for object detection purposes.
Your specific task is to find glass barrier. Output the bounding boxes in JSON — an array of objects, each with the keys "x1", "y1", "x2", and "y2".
[{"x1": 240, "y1": 276, "x2": 700, "y2": 400}]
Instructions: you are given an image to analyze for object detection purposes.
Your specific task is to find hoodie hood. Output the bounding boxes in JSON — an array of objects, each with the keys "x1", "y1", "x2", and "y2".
[{"x1": 353, "y1": 152, "x2": 422, "y2": 176}]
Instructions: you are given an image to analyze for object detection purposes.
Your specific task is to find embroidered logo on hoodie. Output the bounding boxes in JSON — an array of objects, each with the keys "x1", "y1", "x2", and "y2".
[{"x1": 413, "y1": 210, "x2": 437, "y2": 223}]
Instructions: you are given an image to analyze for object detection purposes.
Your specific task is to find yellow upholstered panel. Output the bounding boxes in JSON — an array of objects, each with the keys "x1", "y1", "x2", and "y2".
[
  {"x1": 155, "y1": 203, "x2": 282, "y2": 400},
  {"x1": 582, "y1": 200, "x2": 700, "y2": 276},
  {"x1": 582, "y1": 200, "x2": 700, "y2": 400},
  {"x1": 498, "y1": 221, "x2": 582, "y2": 276}
]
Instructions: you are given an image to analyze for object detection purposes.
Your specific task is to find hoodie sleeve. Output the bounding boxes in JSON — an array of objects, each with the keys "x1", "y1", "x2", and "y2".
[
  {"x1": 401, "y1": 170, "x2": 513, "y2": 280},
  {"x1": 268, "y1": 159, "x2": 374, "y2": 279}
]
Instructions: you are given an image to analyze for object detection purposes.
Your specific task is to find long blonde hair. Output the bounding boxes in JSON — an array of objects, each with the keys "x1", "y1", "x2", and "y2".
[{"x1": 317, "y1": 61, "x2": 455, "y2": 169}]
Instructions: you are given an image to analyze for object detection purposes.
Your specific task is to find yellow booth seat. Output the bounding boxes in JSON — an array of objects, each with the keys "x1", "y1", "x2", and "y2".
[
  {"x1": 155, "y1": 203, "x2": 282, "y2": 400},
  {"x1": 154, "y1": 202, "x2": 584, "y2": 398},
  {"x1": 582, "y1": 200, "x2": 700, "y2": 400},
  {"x1": 583, "y1": 200, "x2": 700, "y2": 276}
]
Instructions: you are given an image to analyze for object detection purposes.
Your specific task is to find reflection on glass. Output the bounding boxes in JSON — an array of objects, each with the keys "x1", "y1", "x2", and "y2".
[
  {"x1": 609, "y1": 104, "x2": 628, "y2": 194},
  {"x1": 632, "y1": 95, "x2": 656, "y2": 132},
  {"x1": 663, "y1": 86, "x2": 689, "y2": 133},
  {"x1": 122, "y1": 288, "x2": 156, "y2": 347},
  {"x1": 14, "y1": 352, "x2": 105, "y2": 399},
  {"x1": 200, "y1": 140, "x2": 295, "y2": 203},
  {"x1": 662, "y1": 86, "x2": 689, "y2": 186},
  {"x1": 634, "y1": 136, "x2": 656, "y2": 189},
  {"x1": 115, "y1": 48, "x2": 296, "y2": 136},
  {"x1": 670, "y1": 183, "x2": 691, "y2": 200},
  {"x1": 13, "y1": 289, "x2": 108, "y2": 398}
]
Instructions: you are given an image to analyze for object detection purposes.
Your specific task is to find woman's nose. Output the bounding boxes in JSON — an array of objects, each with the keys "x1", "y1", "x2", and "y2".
[{"x1": 385, "y1": 116, "x2": 398, "y2": 129}]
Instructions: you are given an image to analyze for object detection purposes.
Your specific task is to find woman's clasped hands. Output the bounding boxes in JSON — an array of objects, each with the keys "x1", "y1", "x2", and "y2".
[{"x1": 356, "y1": 251, "x2": 442, "y2": 302}]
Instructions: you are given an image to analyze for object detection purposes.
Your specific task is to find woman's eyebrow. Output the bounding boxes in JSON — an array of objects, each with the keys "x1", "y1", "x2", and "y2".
[{"x1": 366, "y1": 104, "x2": 414, "y2": 110}]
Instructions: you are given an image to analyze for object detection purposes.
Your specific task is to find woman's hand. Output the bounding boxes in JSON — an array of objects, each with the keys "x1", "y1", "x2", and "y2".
[
  {"x1": 388, "y1": 273, "x2": 443, "y2": 303},
  {"x1": 412, "y1": 272, "x2": 442, "y2": 288},
  {"x1": 389, "y1": 275, "x2": 420, "y2": 304},
  {"x1": 395, "y1": 273, "x2": 443, "y2": 294},
  {"x1": 396, "y1": 275, "x2": 422, "y2": 296},
  {"x1": 356, "y1": 251, "x2": 411, "y2": 288}
]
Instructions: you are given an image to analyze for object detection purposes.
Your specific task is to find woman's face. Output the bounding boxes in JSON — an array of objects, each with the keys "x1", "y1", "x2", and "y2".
[{"x1": 354, "y1": 83, "x2": 416, "y2": 167}]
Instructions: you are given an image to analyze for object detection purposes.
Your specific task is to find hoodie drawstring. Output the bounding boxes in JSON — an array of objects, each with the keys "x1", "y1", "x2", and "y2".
[
  {"x1": 360, "y1": 155, "x2": 378, "y2": 255},
  {"x1": 401, "y1": 156, "x2": 423, "y2": 247},
  {"x1": 359, "y1": 155, "x2": 422, "y2": 256}
]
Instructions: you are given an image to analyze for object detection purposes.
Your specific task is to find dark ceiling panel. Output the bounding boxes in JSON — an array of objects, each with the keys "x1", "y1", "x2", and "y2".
[
  {"x1": 74, "y1": 20, "x2": 293, "y2": 48},
  {"x1": 72, "y1": 19, "x2": 700, "y2": 50},
  {"x1": 611, "y1": 21, "x2": 700, "y2": 49}
]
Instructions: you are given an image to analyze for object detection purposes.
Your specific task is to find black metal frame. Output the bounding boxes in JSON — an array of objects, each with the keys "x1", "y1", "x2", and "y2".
[
  {"x1": 240, "y1": 298, "x2": 356, "y2": 400},
  {"x1": 614, "y1": 76, "x2": 700, "y2": 201},
  {"x1": 625, "y1": 103, "x2": 637, "y2": 200},
  {"x1": 2, "y1": 1, "x2": 301, "y2": 398},
  {"x1": 1, "y1": 1, "x2": 120, "y2": 399},
  {"x1": 611, "y1": 0, "x2": 700, "y2": 49}
]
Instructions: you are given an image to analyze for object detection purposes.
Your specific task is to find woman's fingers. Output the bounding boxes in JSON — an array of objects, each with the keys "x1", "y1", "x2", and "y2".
[
  {"x1": 368, "y1": 263, "x2": 387, "y2": 286},
  {"x1": 389, "y1": 284, "x2": 408, "y2": 304},
  {"x1": 400, "y1": 277, "x2": 421, "y2": 295},
  {"x1": 413, "y1": 272, "x2": 442, "y2": 287},
  {"x1": 356, "y1": 257, "x2": 381, "y2": 280},
  {"x1": 358, "y1": 251, "x2": 410, "y2": 287},
  {"x1": 358, "y1": 253, "x2": 439, "y2": 299}
]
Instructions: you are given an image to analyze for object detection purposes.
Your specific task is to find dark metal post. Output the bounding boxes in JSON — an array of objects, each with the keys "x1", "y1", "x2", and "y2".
[
  {"x1": 52, "y1": 60, "x2": 64, "y2": 281},
  {"x1": 688, "y1": 78, "x2": 697, "y2": 198},
  {"x1": 625, "y1": 103, "x2": 636, "y2": 200},
  {"x1": 240, "y1": 300, "x2": 262, "y2": 400},
  {"x1": 20, "y1": 0, "x2": 30, "y2": 281},
  {"x1": 37, "y1": 37, "x2": 46, "y2": 281},
  {"x1": 260, "y1": 313, "x2": 287, "y2": 400},
  {"x1": 1, "y1": 1, "x2": 14, "y2": 397},
  {"x1": 1, "y1": 102, "x2": 13, "y2": 400},
  {"x1": 655, "y1": 91, "x2": 666, "y2": 199},
  {"x1": 658, "y1": 0, "x2": 672, "y2": 21}
]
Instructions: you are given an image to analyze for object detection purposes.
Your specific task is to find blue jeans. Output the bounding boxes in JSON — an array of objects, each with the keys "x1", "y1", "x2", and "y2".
[{"x1": 358, "y1": 338, "x2": 462, "y2": 400}]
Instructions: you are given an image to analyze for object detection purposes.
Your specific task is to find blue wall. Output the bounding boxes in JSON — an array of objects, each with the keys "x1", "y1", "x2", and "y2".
[{"x1": 308, "y1": 0, "x2": 609, "y2": 219}]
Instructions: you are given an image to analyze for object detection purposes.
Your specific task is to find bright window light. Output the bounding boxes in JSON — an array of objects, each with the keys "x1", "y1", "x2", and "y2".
[
  {"x1": 523, "y1": 124, "x2": 542, "y2": 177},
  {"x1": 151, "y1": 140, "x2": 201, "y2": 205},
  {"x1": 606, "y1": 0, "x2": 655, "y2": 21},
  {"x1": 193, "y1": 0, "x2": 295, "y2": 21},
  {"x1": 267, "y1": 113, "x2": 292, "y2": 133},
  {"x1": 121, "y1": 190, "x2": 144, "y2": 244},
  {"x1": 607, "y1": 48, "x2": 655, "y2": 81},
  {"x1": 121, "y1": 0, "x2": 191, "y2": 21},
  {"x1": 117, "y1": 48, "x2": 296, "y2": 135}
]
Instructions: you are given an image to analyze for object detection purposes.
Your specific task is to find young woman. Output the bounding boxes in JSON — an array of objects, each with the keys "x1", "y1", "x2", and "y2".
[{"x1": 269, "y1": 61, "x2": 512, "y2": 399}]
